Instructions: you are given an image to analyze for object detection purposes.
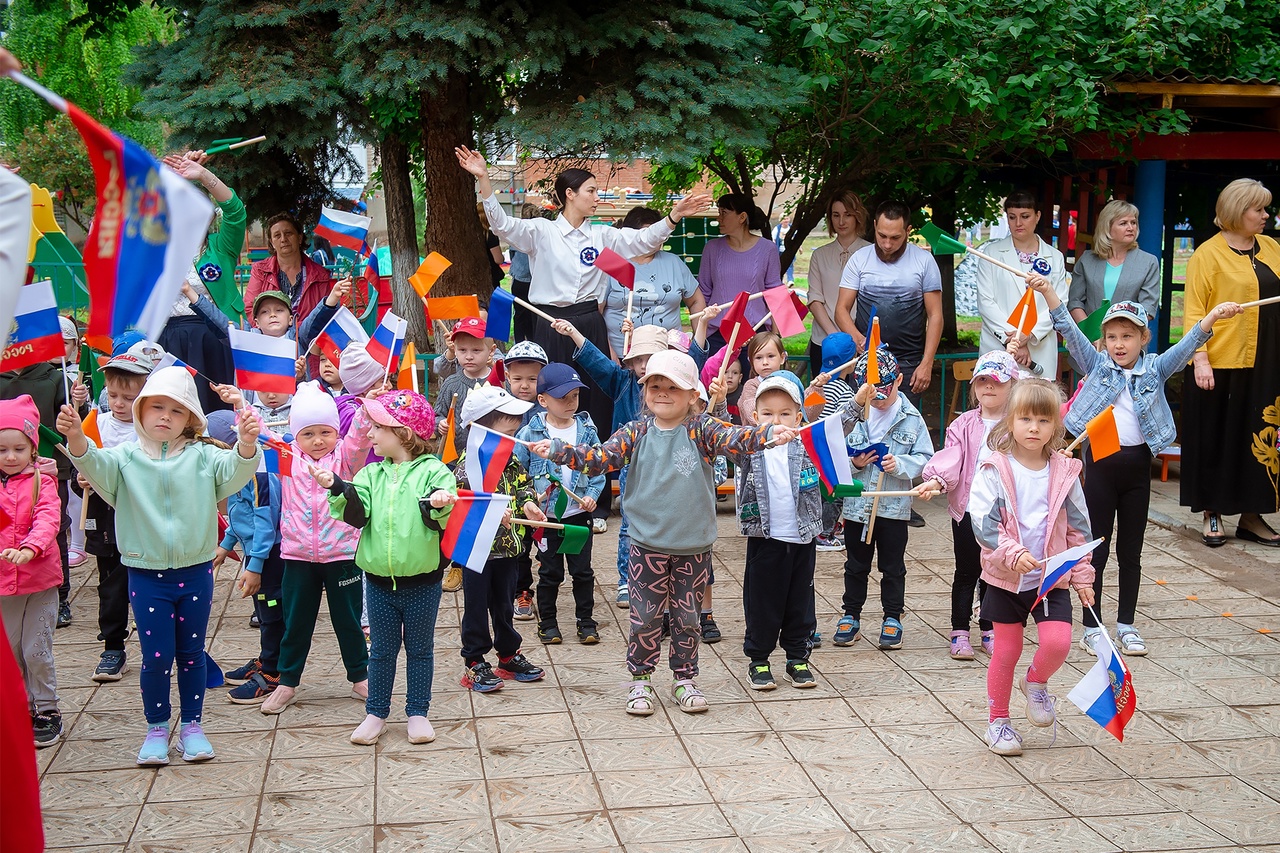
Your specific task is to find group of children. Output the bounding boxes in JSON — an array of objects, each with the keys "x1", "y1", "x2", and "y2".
[{"x1": 0, "y1": 272, "x2": 1247, "y2": 760}]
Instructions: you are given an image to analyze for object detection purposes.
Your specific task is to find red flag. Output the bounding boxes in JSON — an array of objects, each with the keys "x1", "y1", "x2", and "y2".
[
  {"x1": 593, "y1": 248, "x2": 635, "y2": 290},
  {"x1": 1006, "y1": 287, "x2": 1038, "y2": 338},
  {"x1": 718, "y1": 292, "x2": 753, "y2": 350},
  {"x1": 0, "y1": 611, "x2": 43, "y2": 852},
  {"x1": 487, "y1": 359, "x2": 505, "y2": 387},
  {"x1": 763, "y1": 287, "x2": 806, "y2": 338},
  {"x1": 791, "y1": 291, "x2": 810, "y2": 321}
]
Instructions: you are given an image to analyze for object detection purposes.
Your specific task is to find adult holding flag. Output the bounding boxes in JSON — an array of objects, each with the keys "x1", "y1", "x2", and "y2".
[
  {"x1": 697, "y1": 194, "x2": 785, "y2": 361},
  {"x1": 245, "y1": 213, "x2": 334, "y2": 379},
  {"x1": 974, "y1": 191, "x2": 1068, "y2": 378}
]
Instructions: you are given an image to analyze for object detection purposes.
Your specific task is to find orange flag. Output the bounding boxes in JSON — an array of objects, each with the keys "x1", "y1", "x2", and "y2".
[
  {"x1": 440, "y1": 398, "x2": 458, "y2": 464},
  {"x1": 81, "y1": 408, "x2": 102, "y2": 448},
  {"x1": 424, "y1": 295, "x2": 481, "y2": 322},
  {"x1": 804, "y1": 389, "x2": 826, "y2": 408},
  {"x1": 1084, "y1": 405, "x2": 1121, "y2": 461},
  {"x1": 865, "y1": 317, "x2": 881, "y2": 385},
  {"x1": 397, "y1": 342, "x2": 418, "y2": 392},
  {"x1": 409, "y1": 252, "x2": 452, "y2": 298},
  {"x1": 1006, "y1": 287, "x2": 1038, "y2": 338}
]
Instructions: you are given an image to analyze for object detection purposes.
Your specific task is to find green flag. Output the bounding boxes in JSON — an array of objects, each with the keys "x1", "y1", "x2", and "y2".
[
  {"x1": 918, "y1": 222, "x2": 968, "y2": 255},
  {"x1": 78, "y1": 342, "x2": 99, "y2": 401},
  {"x1": 1077, "y1": 301, "x2": 1111, "y2": 342},
  {"x1": 547, "y1": 471, "x2": 570, "y2": 520},
  {"x1": 820, "y1": 480, "x2": 863, "y2": 502},
  {"x1": 38, "y1": 423, "x2": 65, "y2": 460},
  {"x1": 556, "y1": 524, "x2": 590, "y2": 555}
]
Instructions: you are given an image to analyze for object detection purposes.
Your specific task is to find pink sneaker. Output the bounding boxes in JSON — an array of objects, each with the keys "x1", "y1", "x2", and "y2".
[
  {"x1": 949, "y1": 630, "x2": 975, "y2": 660},
  {"x1": 981, "y1": 631, "x2": 995, "y2": 655}
]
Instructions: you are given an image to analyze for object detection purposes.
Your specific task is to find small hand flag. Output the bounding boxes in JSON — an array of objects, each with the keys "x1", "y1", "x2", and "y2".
[
  {"x1": 763, "y1": 287, "x2": 806, "y2": 338},
  {"x1": 593, "y1": 248, "x2": 635, "y2": 290},
  {"x1": 866, "y1": 316, "x2": 881, "y2": 385},
  {"x1": 409, "y1": 252, "x2": 451, "y2": 298},
  {"x1": 441, "y1": 399, "x2": 458, "y2": 465},
  {"x1": 1083, "y1": 405, "x2": 1121, "y2": 461},
  {"x1": 1006, "y1": 287, "x2": 1038, "y2": 338}
]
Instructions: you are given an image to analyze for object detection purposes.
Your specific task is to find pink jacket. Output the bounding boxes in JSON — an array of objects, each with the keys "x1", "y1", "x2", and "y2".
[
  {"x1": 969, "y1": 452, "x2": 1095, "y2": 595},
  {"x1": 921, "y1": 410, "x2": 988, "y2": 522},
  {"x1": 0, "y1": 468, "x2": 62, "y2": 596},
  {"x1": 279, "y1": 408, "x2": 374, "y2": 562}
]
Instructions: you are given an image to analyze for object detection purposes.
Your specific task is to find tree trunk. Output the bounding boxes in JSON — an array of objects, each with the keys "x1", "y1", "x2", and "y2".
[
  {"x1": 930, "y1": 193, "x2": 959, "y2": 349},
  {"x1": 380, "y1": 129, "x2": 427, "y2": 347},
  {"x1": 420, "y1": 71, "x2": 488, "y2": 303}
]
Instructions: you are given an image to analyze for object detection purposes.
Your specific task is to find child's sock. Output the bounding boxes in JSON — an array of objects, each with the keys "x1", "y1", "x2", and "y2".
[
  {"x1": 1026, "y1": 621, "x2": 1072, "y2": 684},
  {"x1": 986, "y1": 622, "x2": 1024, "y2": 721}
]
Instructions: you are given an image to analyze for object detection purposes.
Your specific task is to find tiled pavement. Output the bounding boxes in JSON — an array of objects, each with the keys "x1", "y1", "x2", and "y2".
[{"x1": 36, "y1": 478, "x2": 1280, "y2": 852}]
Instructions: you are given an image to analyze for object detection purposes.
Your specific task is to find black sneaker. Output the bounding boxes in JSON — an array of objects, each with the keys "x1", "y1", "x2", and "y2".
[
  {"x1": 700, "y1": 615, "x2": 722, "y2": 644},
  {"x1": 577, "y1": 625, "x2": 600, "y2": 645},
  {"x1": 92, "y1": 650, "x2": 128, "y2": 683},
  {"x1": 908, "y1": 509, "x2": 926, "y2": 528},
  {"x1": 461, "y1": 661, "x2": 504, "y2": 693},
  {"x1": 32, "y1": 710, "x2": 62, "y2": 748},
  {"x1": 224, "y1": 658, "x2": 262, "y2": 685},
  {"x1": 495, "y1": 653, "x2": 545, "y2": 682},
  {"x1": 785, "y1": 660, "x2": 817, "y2": 688},
  {"x1": 56, "y1": 601, "x2": 71, "y2": 629},
  {"x1": 748, "y1": 660, "x2": 776, "y2": 691},
  {"x1": 249, "y1": 613, "x2": 260, "y2": 629},
  {"x1": 538, "y1": 624, "x2": 563, "y2": 645}
]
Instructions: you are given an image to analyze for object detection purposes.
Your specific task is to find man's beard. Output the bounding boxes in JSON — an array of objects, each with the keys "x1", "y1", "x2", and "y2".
[{"x1": 875, "y1": 242, "x2": 907, "y2": 263}]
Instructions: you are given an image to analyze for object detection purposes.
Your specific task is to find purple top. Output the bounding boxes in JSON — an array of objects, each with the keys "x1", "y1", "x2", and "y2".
[{"x1": 697, "y1": 237, "x2": 784, "y2": 332}]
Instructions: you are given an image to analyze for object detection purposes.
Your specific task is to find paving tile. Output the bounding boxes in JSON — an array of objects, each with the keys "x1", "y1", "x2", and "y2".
[
  {"x1": 596, "y1": 766, "x2": 711, "y2": 809},
  {"x1": 1009, "y1": 745, "x2": 1127, "y2": 784},
  {"x1": 609, "y1": 804, "x2": 734, "y2": 845},
  {"x1": 741, "y1": 830, "x2": 872, "y2": 852},
  {"x1": 824, "y1": 789, "x2": 957, "y2": 830},
  {"x1": 43, "y1": 805, "x2": 142, "y2": 848},
  {"x1": 682, "y1": 730, "x2": 794, "y2": 766},
  {"x1": 492, "y1": 810, "x2": 618, "y2": 849},
  {"x1": 753, "y1": 697, "x2": 863, "y2": 731},
  {"x1": 376, "y1": 779, "x2": 489, "y2": 825},
  {"x1": 474, "y1": 710, "x2": 577, "y2": 746},
  {"x1": 859, "y1": 824, "x2": 997, "y2": 852},
  {"x1": 250, "y1": 825, "x2": 375, "y2": 852},
  {"x1": 972, "y1": 817, "x2": 1120, "y2": 852},
  {"x1": 1086, "y1": 811, "x2": 1234, "y2": 851},
  {"x1": 264, "y1": 754, "x2": 374, "y2": 792},
  {"x1": 40, "y1": 768, "x2": 153, "y2": 809},
  {"x1": 1191, "y1": 735, "x2": 1280, "y2": 777},
  {"x1": 718, "y1": 797, "x2": 850, "y2": 837},
  {"x1": 1146, "y1": 705, "x2": 1271, "y2": 740},
  {"x1": 481, "y1": 738, "x2": 589, "y2": 779},
  {"x1": 488, "y1": 771, "x2": 604, "y2": 816},
  {"x1": 134, "y1": 796, "x2": 258, "y2": 840},
  {"x1": 937, "y1": 784, "x2": 1069, "y2": 822},
  {"x1": 259, "y1": 786, "x2": 373, "y2": 831},
  {"x1": 582, "y1": 734, "x2": 693, "y2": 772},
  {"x1": 701, "y1": 761, "x2": 820, "y2": 802},
  {"x1": 146, "y1": 759, "x2": 266, "y2": 803},
  {"x1": 375, "y1": 820, "x2": 497, "y2": 852}
]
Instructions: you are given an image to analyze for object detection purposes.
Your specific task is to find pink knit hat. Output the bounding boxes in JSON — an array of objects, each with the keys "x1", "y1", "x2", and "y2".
[
  {"x1": 364, "y1": 390, "x2": 436, "y2": 441},
  {"x1": 0, "y1": 395, "x2": 40, "y2": 446}
]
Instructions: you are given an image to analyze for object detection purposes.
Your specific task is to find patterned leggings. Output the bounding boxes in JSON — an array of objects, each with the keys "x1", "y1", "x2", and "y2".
[{"x1": 626, "y1": 544, "x2": 710, "y2": 680}]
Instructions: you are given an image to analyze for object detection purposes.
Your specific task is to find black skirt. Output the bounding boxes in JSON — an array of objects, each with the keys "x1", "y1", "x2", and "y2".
[
  {"x1": 158, "y1": 315, "x2": 235, "y2": 416},
  {"x1": 530, "y1": 301, "x2": 616, "y2": 438}
]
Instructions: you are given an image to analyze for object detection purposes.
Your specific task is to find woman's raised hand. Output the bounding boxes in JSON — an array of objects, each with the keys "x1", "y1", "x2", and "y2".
[
  {"x1": 671, "y1": 193, "x2": 713, "y2": 220},
  {"x1": 454, "y1": 146, "x2": 488, "y2": 178}
]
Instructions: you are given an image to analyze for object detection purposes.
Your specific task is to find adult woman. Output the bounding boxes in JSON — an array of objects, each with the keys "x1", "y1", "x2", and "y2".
[
  {"x1": 455, "y1": 145, "x2": 710, "y2": 438},
  {"x1": 1181, "y1": 178, "x2": 1280, "y2": 547},
  {"x1": 509, "y1": 203, "x2": 540, "y2": 343},
  {"x1": 697, "y1": 194, "x2": 784, "y2": 354},
  {"x1": 807, "y1": 190, "x2": 870, "y2": 371},
  {"x1": 244, "y1": 213, "x2": 334, "y2": 378},
  {"x1": 975, "y1": 191, "x2": 1069, "y2": 376},
  {"x1": 1066, "y1": 199, "x2": 1160, "y2": 322},
  {"x1": 601, "y1": 207, "x2": 707, "y2": 359},
  {"x1": 477, "y1": 202, "x2": 506, "y2": 292}
]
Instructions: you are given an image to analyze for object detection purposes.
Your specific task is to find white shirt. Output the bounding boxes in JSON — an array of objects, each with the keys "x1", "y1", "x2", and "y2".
[
  {"x1": 1112, "y1": 368, "x2": 1145, "y2": 447},
  {"x1": 978, "y1": 417, "x2": 1000, "y2": 465},
  {"x1": 763, "y1": 444, "x2": 804, "y2": 543},
  {"x1": 98, "y1": 410, "x2": 140, "y2": 449},
  {"x1": 866, "y1": 397, "x2": 901, "y2": 444},
  {"x1": 807, "y1": 237, "x2": 870, "y2": 346},
  {"x1": 974, "y1": 236, "x2": 1068, "y2": 374},
  {"x1": 0, "y1": 170, "x2": 32, "y2": 337},
  {"x1": 482, "y1": 193, "x2": 674, "y2": 306},
  {"x1": 546, "y1": 420, "x2": 584, "y2": 517},
  {"x1": 1010, "y1": 457, "x2": 1051, "y2": 563}
]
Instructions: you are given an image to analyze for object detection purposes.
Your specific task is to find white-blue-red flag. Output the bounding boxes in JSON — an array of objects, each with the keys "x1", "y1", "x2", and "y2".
[
  {"x1": 314, "y1": 207, "x2": 371, "y2": 255},
  {"x1": 1068, "y1": 621, "x2": 1137, "y2": 741},
  {"x1": 228, "y1": 326, "x2": 297, "y2": 395},
  {"x1": 441, "y1": 490, "x2": 512, "y2": 572},
  {"x1": 258, "y1": 431, "x2": 293, "y2": 478},
  {"x1": 1031, "y1": 538, "x2": 1103, "y2": 610},
  {"x1": 155, "y1": 351, "x2": 198, "y2": 377},
  {"x1": 313, "y1": 306, "x2": 368, "y2": 364},
  {"x1": 365, "y1": 311, "x2": 407, "y2": 371},
  {"x1": 799, "y1": 412, "x2": 859, "y2": 499},
  {"x1": 1, "y1": 280, "x2": 64, "y2": 371},
  {"x1": 465, "y1": 422, "x2": 517, "y2": 493}
]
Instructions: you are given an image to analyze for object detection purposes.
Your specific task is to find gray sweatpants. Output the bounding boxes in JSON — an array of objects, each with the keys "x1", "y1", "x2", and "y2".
[{"x1": 2, "y1": 587, "x2": 60, "y2": 713}]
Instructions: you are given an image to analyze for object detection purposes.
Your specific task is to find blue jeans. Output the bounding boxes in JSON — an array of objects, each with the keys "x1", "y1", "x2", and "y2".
[
  {"x1": 129, "y1": 563, "x2": 214, "y2": 725},
  {"x1": 365, "y1": 579, "x2": 441, "y2": 719},
  {"x1": 615, "y1": 465, "x2": 630, "y2": 588}
]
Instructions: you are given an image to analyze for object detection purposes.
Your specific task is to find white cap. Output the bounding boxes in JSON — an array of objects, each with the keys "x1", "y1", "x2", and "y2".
[
  {"x1": 461, "y1": 385, "x2": 533, "y2": 425},
  {"x1": 755, "y1": 375, "x2": 803, "y2": 407},
  {"x1": 59, "y1": 316, "x2": 78, "y2": 341}
]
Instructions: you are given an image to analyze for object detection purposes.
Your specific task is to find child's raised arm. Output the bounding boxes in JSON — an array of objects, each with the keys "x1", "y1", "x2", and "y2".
[{"x1": 541, "y1": 420, "x2": 639, "y2": 476}]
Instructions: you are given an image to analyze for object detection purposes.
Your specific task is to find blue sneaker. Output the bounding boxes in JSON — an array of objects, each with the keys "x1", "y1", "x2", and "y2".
[
  {"x1": 811, "y1": 630, "x2": 822, "y2": 648},
  {"x1": 136, "y1": 724, "x2": 170, "y2": 766},
  {"x1": 878, "y1": 618, "x2": 904, "y2": 650},
  {"x1": 833, "y1": 615, "x2": 859, "y2": 647},
  {"x1": 178, "y1": 722, "x2": 215, "y2": 762}
]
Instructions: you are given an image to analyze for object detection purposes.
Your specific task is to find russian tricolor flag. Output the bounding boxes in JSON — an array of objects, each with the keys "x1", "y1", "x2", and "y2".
[
  {"x1": 1, "y1": 280, "x2": 65, "y2": 371},
  {"x1": 155, "y1": 351, "x2": 198, "y2": 377},
  {"x1": 228, "y1": 326, "x2": 297, "y2": 395},
  {"x1": 258, "y1": 431, "x2": 294, "y2": 478},
  {"x1": 314, "y1": 306, "x2": 369, "y2": 364},
  {"x1": 314, "y1": 207, "x2": 371, "y2": 255},
  {"x1": 1031, "y1": 538, "x2": 1103, "y2": 610},
  {"x1": 441, "y1": 490, "x2": 512, "y2": 572},
  {"x1": 465, "y1": 423, "x2": 517, "y2": 493},
  {"x1": 365, "y1": 311, "x2": 407, "y2": 370},
  {"x1": 799, "y1": 413, "x2": 856, "y2": 496},
  {"x1": 1068, "y1": 628, "x2": 1137, "y2": 741}
]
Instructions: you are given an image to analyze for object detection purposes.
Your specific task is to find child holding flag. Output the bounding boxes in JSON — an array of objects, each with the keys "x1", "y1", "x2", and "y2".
[
  {"x1": 1, "y1": 395, "x2": 66, "y2": 747},
  {"x1": 315, "y1": 391, "x2": 456, "y2": 746},
  {"x1": 915, "y1": 350, "x2": 1021, "y2": 661},
  {"x1": 57, "y1": 366, "x2": 262, "y2": 765},
  {"x1": 1028, "y1": 275, "x2": 1244, "y2": 656},
  {"x1": 834, "y1": 346, "x2": 934, "y2": 651},
  {"x1": 502, "y1": 340, "x2": 548, "y2": 620},
  {"x1": 805, "y1": 332, "x2": 858, "y2": 551},
  {"x1": 531, "y1": 350, "x2": 796, "y2": 715},
  {"x1": 967, "y1": 378, "x2": 1095, "y2": 756},
  {"x1": 433, "y1": 317, "x2": 497, "y2": 453},
  {"x1": 455, "y1": 386, "x2": 547, "y2": 690},
  {"x1": 260, "y1": 382, "x2": 375, "y2": 715},
  {"x1": 516, "y1": 365, "x2": 605, "y2": 644}
]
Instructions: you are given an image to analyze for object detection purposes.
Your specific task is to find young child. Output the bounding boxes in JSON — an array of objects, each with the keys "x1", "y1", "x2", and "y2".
[
  {"x1": 318, "y1": 391, "x2": 456, "y2": 746},
  {"x1": 834, "y1": 347, "x2": 934, "y2": 651},
  {"x1": 317, "y1": 351, "x2": 344, "y2": 397},
  {"x1": 259, "y1": 381, "x2": 375, "y2": 715},
  {"x1": 967, "y1": 378, "x2": 1095, "y2": 756},
  {"x1": 806, "y1": 332, "x2": 858, "y2": 551},
  {"x1": 82, "y1": 342, "x2": 160, "y2": 682},
  {"x1": 456, "y1": 386, "x2": 547, "y2": 689},
  {"x1": 736, "y1": 373, "x2": 867, "y2": 691},
  {"x1": 516, "y1": 365, "x2": 605, "y2": 644},
  {"x1": 337, "y1": 343, "x2": 393, "y2": 438},
  {"x1": 916, "y1": 351, "x2": 1020, "y2": 661},
  {"x1": 736, "y1": 330, "x2": 787, "y2": 420},
  {"x1": 434, "y1": 317, "x2": 496, "y2": 452},
  {"x1": 532, "y1": 350, "x2": 796, "y2": 715},
  {"x1": 60, "y1": 318, "x2": 87, "y2": 570},
  {"x1": 208, "y1": 410, "x2": 285, "y2": 704},
  {"x1": 503, "y1": 340, "x2": 548, "y2": 621},
  {"x1": 58, "y1": 367, "x2": 261, "y2": 764},
  {"x1": 1, "y1": 395, "x2": 65, "y2": 747},
  {"x1": 1031, "y1": 276, "x2": 1244, "y2": 656}
]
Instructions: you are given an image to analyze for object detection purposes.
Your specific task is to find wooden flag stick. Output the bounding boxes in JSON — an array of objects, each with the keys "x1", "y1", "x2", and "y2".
[
  {"x1": 860, "y1": 488, "x2": 941, "y2": 498},
  {"x1": 509, "y1": 517, "x2": 571, "y2": 531},
  {"x1": 968, "y1": 246, "x2": 1026, "y2": 277},
  {"x1": 688, "y1": 290, "x2": 769, "y2": 322},
  {"x1": 1237, "y1": 294, "x2": 1280, "y2": 310},
  {"x1": 510, "y1": 294, "x2": 558, "y2": 324},
  {"x1": 206, "y1": 135, "x2": 266, "y2": 155},
  {"x1": 1064, "y1": 431, "x2": 1088, "y2": 455},
  {"x1": 623, "y1": 289, "x2": 635, "y2": 354},
  {"x1": 710, "y1": 321, "x2": 743, "y2": 408},
  {"x1": 753, "y1": 311, "x2": 773, "y2": 331},
  {"x1": 864, "y1": 468, "x2": 887, "y2": 545},
  {"x1": 78, "y1": 484, "x2": 92, "y2": 531}
]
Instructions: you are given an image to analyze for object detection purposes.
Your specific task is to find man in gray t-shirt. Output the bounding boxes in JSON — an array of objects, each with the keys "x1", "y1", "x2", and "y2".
[{"x1": 834, "y1": 201, "x2": 943, "y2": 406}]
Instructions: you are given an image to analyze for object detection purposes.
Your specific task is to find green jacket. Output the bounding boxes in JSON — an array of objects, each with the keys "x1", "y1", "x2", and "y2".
[
  {"x1": 195, "y1": 192, "x2": 248, "y2": 322},
  {"x1": 331, "y1": 454, "x2": 456, "y2": 586},
  {"x1": 70, "y1": 439, "x2": 261, "y2": 570}
]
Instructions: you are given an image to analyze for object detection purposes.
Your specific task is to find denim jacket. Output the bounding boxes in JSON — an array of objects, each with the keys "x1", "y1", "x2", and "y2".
[
  {"x1": 514, "y1": 411, "x2": 606, "y2": 511},
  {"x1": 1051, "y1": 303, "x2": 1212, "y2": 455},
  {"x1": 842, "y1": 397, "x2": 934, "y2": 523}
]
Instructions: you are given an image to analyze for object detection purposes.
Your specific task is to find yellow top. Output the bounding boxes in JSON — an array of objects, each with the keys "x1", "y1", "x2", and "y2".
[{"x1": 1183, "y1": 232, "x2": 1280, "y2": 368}]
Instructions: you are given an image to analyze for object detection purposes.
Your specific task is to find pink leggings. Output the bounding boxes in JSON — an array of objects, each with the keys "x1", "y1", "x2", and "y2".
[{"x1": 987, "y1": 620, "x2": 1072, "y2": 721}]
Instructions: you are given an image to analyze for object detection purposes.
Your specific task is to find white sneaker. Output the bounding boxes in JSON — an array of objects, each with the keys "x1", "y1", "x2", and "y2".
[
  {"x1": 1079, "y1": 628, "x2": 1105, "y2": 657},
  {"x1": 591, "y1": 518, "x2": 607, "y2": 534},
  {"x1": 985, "y1": 717, "x2": 1023, "y2": 756},
  {"x1": 350, "y1": 714, "x2": 385, "y2": 745},
  {"x1": 407, "y1": 715, "x2": 435, "y2": 744},
  {"x1": 1017, "y1": 676, "x2": 1057, "y2": 727}
]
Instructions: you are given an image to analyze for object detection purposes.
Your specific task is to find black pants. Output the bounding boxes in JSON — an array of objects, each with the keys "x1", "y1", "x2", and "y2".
[
  {"x1": 56, "y1": 480, "x2": 70, "y2": 604},
  {"x1": 254, "y1": 544, "x2": 286, "y2": 674},
  {"x1": 842, "y1": 518, "x2": 908, "y2": 620},
  {"x1": 951, "y1": 514, "x2": 991, "y2": 632},
  {"x1": 742, "y1": 538, "x2": 816, "y2": 662},
  {"x1": 96, "y1": 548, "x2": 130, "y2": 651},
  {"x1": 536, "y1": 527, "x2": 596, "y2": 630},
  {"x1": 461, "y1": 556, "x2": 521, "y2": 663},
  {"x1": 516, "y1": 536, "x2": 534, "y2": 596},
  {"x1": 808, "y1": 340, "x2": 824, "y2": 382},
  {"x1": 1082, "y1": 444, "x2": 1152, "y2": 627},
  {"x1": 511, "y1": 279, "x2": 534, "y2": 343}
]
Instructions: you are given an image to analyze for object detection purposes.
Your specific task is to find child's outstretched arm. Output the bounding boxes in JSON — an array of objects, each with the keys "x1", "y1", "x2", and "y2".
[
  {"x1": 532, "y1": 420, "x2": 639, "y2": 476},
  {"x1": 555, "y1": 318, "x2": 629, "y2": 399},
  {"x1": 211, "y1": 408, "x2": 264, "y2": 502},
  {"x1": 336, "y1": 403, "x2": 377, "y2": 476},
  {"x1": 699, "y1": 418, "x2": 790, "y2": 463},
  {"x1": 1032, "y1": 276, "x2": 1104, "y2": 374}
]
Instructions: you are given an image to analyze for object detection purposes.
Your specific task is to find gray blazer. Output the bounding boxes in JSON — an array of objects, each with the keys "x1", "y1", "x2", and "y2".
[{"x1": 1067, "y1": 248, "x2": 1160, "y2": 317}]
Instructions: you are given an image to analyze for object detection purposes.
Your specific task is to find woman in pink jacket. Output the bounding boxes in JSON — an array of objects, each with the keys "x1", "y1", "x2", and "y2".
[
  {"x1": 0, "y1": 395, "x2": 64, "y2": 748},
  {"x1": 967, "y1": 379, "x2": 1095, "y2": 757},
  {"x1": 917, "y1": 351, "x2": 1021, "y2": 662}
]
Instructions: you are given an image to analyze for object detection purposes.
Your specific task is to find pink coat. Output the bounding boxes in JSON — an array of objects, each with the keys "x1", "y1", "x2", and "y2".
[
  {"x1": 279, "y1": 408, "x2": 373, "y2": 562},
  {"x1": 0, "y1": 468, "x2": 62, "y2": 596},
  {"x1": 921, "y1": 409, "x2": 988, "y2": 523},
  {"x1": 970, "y1": 452, "x2": 1095, "y2": 595}
]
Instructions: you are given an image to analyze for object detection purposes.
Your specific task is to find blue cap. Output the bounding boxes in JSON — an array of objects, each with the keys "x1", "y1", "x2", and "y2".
[
  {"x1": 821, "y1": 333, "x2": 856, "y2": 374},
  {"x1": 112, "y1": 329, "x2": 147, "y2": 356},
  {"x1": 537, "y1": 363, "x2": 588, "y2": 398},
  {"x1": 205, "y1": 409, "x2": 238, "y2": 446}
]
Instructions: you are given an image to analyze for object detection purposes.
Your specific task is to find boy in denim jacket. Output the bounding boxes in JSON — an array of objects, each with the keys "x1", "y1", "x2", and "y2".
[{"x1": 836, "y1": 347, "x2": 934, "y2": 651}]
